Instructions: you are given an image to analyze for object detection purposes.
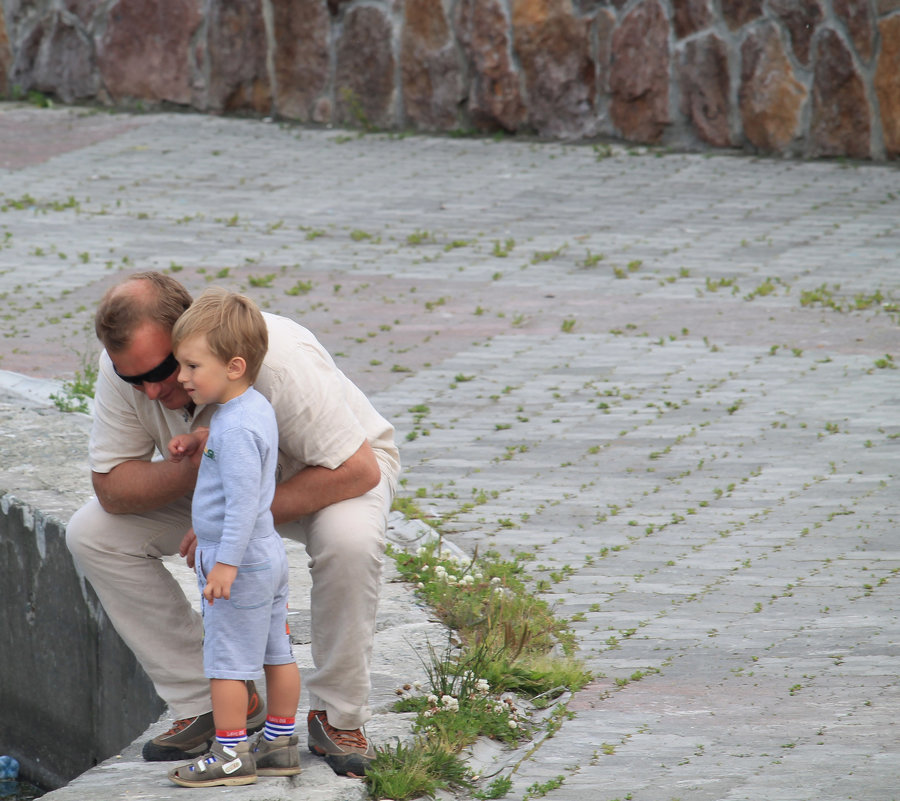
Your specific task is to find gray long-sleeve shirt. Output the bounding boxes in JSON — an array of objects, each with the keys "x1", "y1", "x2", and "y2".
[{"x1": 192, "y1": 386, "x2": 278, "y2": 566}]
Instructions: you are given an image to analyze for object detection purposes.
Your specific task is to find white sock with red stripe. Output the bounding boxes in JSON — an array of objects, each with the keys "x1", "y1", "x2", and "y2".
[{"x1": 215, "y1": 728, "x2": 247, "y2": 748}]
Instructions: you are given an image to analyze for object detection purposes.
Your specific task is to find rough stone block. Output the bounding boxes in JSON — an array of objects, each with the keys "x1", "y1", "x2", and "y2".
[
  {"x1": 610, "y1": 0, "x2": 670, "y2": 143},
  {"x1": 401, "y1": 0, "x2": 463, "y2": 131},
  {"x1": 720, "y1": 0, "x2": 763, "y2": 30},
  {"x1": 334, "y1": 5, "x2": 395, "y2": 129},
  {"x1": 809, "y1": 28, "x2": 870, "y2": 159},
  {"x1": 271, "y1": 0, "x2": 330, "y2": 122},
  {"x1": 0, "y1": 7, "x2": 10, "y2": 95},
  {"x1": 875, "y1": 15, "x2": 900, "y2": 157},
  {"x1": 11, "y1": 12, "x2": 98, "y2": 103},
  {"x1": 206, "y1": 0, "x2": 271, "y2": 113},
  {"x1": 511, "y1": 0, "x2": 596, "y2": 138},
  {"x1": 673, "y1": 0, "x2": 712, "y2": 39},
  {"x1": 97, "y1": 0, "x2": 202, "y2": 105},
  {"x1": 678, "y1": 32, "x2": 732, "y2": 147},
  {"x1": 768, "y1": 0, "x2": 823, "y2": 66},
  {"x1": 739, "y1": 21, "x2": 806, "y2": 152},
  {"x1": 834, "y1": 0, "x2": 875, "y2": 62},
  {"x1": 454, "y1": 0, "x2": 527, "y2": 132}
]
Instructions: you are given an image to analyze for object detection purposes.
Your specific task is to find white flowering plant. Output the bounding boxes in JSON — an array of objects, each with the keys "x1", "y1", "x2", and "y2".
[{"x1": 394, "y1": 641, "x2": 531, "y2": 748}]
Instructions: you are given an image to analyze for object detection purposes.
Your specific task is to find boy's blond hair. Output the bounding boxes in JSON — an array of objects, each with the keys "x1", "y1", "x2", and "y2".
[{"x1": 172, "y1": 288, "x2": 268, "y2": 383}]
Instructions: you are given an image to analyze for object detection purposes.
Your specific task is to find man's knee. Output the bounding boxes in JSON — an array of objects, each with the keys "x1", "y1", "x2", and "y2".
[{"x1": 65, "y1": 498, "x2": 103, "y2": 562}]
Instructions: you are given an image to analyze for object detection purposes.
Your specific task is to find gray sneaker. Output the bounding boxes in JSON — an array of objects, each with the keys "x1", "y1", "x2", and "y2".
[
  {"x1": 168, "y1": 740, "x2": 257, "y2": 787},
  {"x1": 143, "y1": 680, "x2": 267, "y2": 761},
  {"x1": 307, "y1": 709, "x2": 375, "y2": 777},
  {"x1": 251, "y1": 732, "x2": 301, "y2": 776}
]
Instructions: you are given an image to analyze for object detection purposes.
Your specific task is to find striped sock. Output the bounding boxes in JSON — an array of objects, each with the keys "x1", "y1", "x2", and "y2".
[
  {"x1": 216, "y1": 728, "x2": 247, "y2": 748},
  {"x1": 264, "y1": 715, "x2": 295, "y2": 741}
]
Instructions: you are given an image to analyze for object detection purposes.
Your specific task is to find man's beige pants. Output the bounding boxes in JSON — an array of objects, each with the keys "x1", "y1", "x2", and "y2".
[{"x1": 66, "y1": 474, "x2": 392, "y2": 731}]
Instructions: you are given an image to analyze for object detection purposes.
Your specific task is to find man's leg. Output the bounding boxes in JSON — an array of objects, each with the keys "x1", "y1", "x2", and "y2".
[
  {"x1": 66, "y1": 496, "x2": 208, "y2": 717},
  {"x1": 281, "y1": 473, "x2": 392, "y2": 775}
]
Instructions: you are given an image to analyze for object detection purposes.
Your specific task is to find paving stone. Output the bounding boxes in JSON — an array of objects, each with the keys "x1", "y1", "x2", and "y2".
[{"x1": 1, "y1": 101, "x2": 899, "y2": 800}]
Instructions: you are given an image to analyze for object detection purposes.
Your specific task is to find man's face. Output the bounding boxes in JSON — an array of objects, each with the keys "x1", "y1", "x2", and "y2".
[{"x1": 108, "y1": 321, "x2": 192, "y2": 410}]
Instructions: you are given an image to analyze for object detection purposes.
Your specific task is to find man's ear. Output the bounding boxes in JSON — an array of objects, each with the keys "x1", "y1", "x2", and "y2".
[{"x1": 227, "y1": 356, "x2": 247, "y2": 380}]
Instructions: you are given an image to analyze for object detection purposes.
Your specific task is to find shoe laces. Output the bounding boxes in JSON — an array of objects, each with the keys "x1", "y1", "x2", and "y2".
[
  {"x1": 162, "y1": 716, "x2": 198, "y2": 736},
  {"x1": 311, "y1": 710, "x2": 368, "y2": 749}
]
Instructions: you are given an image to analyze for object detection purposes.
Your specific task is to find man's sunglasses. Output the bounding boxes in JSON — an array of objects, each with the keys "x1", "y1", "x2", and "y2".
[{"x1": 113, "y1": 352, "x2": 180, "y2": 386}]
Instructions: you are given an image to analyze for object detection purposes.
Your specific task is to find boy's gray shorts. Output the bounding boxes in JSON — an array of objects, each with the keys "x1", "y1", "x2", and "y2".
[{"x1": 196, "y1": 535, "x2": 295, "y2": 680}]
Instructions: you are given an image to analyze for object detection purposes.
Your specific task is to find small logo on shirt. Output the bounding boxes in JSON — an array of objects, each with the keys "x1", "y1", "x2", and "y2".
[{"x1": 203, "y1": 447, "x2": 215, "y2": 460}]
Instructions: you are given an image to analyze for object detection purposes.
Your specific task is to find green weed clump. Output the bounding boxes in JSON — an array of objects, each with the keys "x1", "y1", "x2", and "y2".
[
  {"x1": 50, "y1": 357, "x2": 97, "y2": 414},
  {"x1": 365, "y1": 543, "x2": 592, "y2": 799}
]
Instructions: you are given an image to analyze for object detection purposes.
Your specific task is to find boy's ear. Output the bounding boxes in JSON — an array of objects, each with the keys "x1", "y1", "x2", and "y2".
[{"x1": 227, "y1": 356, "x2": 247, "y2": 380}]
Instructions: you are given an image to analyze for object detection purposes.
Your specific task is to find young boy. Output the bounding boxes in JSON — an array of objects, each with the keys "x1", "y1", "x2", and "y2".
[{"x1": 166, "y1": 288, "x2": 301, "y2": 787}]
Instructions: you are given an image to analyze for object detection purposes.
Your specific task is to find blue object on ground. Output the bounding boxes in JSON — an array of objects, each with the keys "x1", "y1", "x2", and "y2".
[{"x1": 0, "y1": 757, "x2": 17, "y2": 779}]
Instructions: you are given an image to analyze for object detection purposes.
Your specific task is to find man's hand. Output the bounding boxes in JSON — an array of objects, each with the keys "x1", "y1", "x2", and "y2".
[
  {"x1": 180, "y1": 528, "x2": 198, "y2": 569},
  {"x1": 203, "y1": 562, "x2": 238, "y2": 605}
]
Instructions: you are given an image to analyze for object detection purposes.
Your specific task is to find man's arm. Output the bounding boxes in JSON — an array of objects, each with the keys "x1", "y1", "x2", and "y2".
[
  {"x1": 270, "y1": 440, "x2": 381, "y2": 525},
  {"x1": 92, "y1": 457, "x2": 198, "y2": 515}
]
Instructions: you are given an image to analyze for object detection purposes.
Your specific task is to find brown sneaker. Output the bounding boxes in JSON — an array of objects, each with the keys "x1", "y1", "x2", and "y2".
[
  {"x1": 143, "y1": 681, "x2": 267, "y2": 761},
  {"x1": 307, "y1": 709, "x2": 375, "y2": 777}
]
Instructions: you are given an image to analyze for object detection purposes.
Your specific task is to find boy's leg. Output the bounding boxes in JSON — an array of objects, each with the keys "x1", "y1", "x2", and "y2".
[
  {"x1": 263, "y1": 662, "x2": 301, "y2": 719},
  {"x1": 253, "y1": 663, "x2": 302, "y2": 776},
  {"x1": 210, "y1": 679, "x2": 250, "y2": 736}
]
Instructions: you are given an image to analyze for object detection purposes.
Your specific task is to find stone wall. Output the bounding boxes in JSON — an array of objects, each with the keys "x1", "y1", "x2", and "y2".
[
  {"x1": 0, "y1": 0, "x2": 898, "y2": 159},
  {"x1": 0, "y1": 493, "x2": 164, "y2": 790}
]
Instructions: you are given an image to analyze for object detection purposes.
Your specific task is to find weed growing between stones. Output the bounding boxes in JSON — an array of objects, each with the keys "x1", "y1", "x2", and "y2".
[
  {"x1": 365, "y1": 543, "x2": 591, "y2": 800},
  {"x1": 50, "y1": 355, "x2": 97, "y2": 414}
]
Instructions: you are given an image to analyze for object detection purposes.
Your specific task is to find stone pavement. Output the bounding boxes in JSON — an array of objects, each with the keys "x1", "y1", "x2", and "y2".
[{"x1": 1, "y1": 101, "x2": 899, "y2": 801}]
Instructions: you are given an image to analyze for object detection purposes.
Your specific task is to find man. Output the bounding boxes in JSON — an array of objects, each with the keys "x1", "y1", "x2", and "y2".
[{"x1": 66, "y1": 271, "x2": 400, "y2": 778}]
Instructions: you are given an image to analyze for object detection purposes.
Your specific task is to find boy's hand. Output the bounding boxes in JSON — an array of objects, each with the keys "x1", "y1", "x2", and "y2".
[
  {"x1": 168, "y1": 428, "x2": 210, "y2": 468},
  {"x1": 203, "y1": 562, "x2": 238, "y2": 605},
  {"x1": 167, "y1": 434, "x2": 195, "y2": 462}
]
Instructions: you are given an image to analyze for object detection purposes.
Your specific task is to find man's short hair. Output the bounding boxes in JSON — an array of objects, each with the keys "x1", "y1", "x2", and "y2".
[
  {"x1": 95, "y1": 271, "x2": 192, "y2": 352},
  {"x1": 172, "y1": 288, "x2": 268, "y2": 384}
]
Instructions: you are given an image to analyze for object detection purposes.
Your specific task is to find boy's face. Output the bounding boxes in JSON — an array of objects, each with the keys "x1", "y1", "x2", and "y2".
[{"x1": 174, "y1": 333, "x2": 246, "y2": 407}]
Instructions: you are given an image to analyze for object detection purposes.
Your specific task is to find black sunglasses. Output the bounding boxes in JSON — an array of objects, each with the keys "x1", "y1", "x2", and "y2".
[{"x1": 113, "y1": 352, "x2": 180, "y2": 386}]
